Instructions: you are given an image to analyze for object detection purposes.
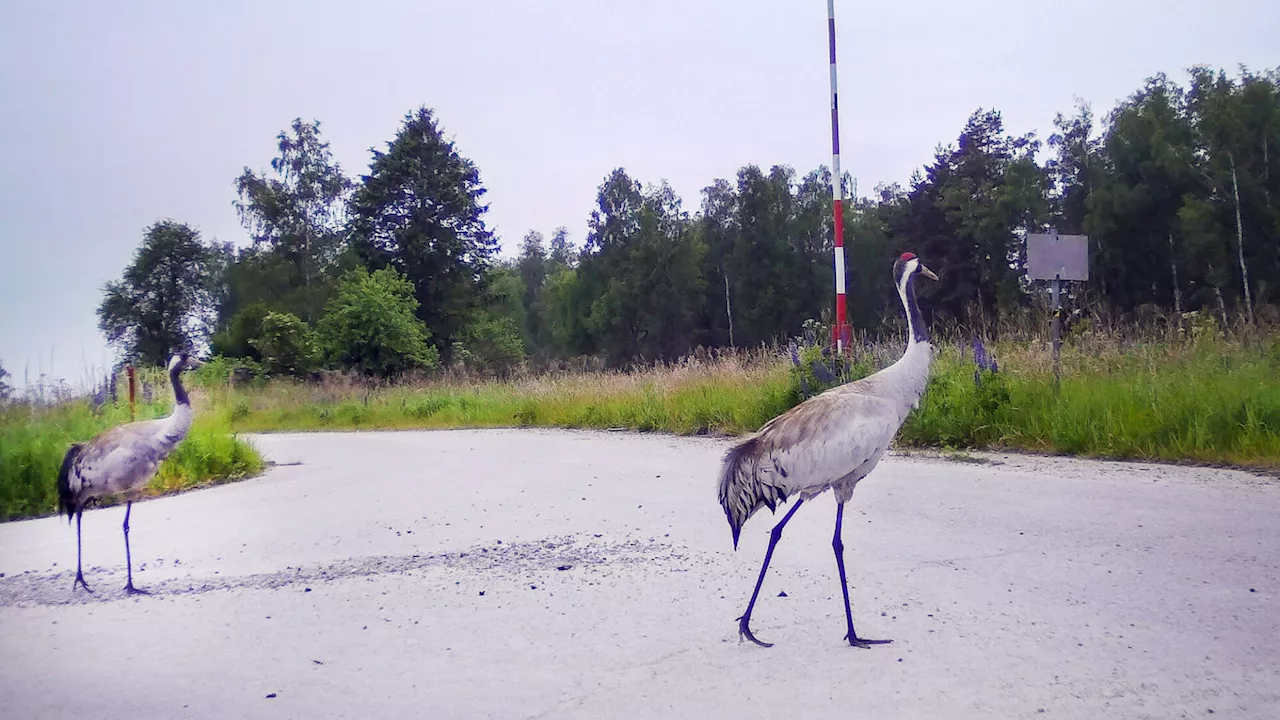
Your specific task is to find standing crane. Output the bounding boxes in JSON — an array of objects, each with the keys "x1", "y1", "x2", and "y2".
[
  {"x1": 57, "y1": 352, "x2": 204, "y2": 594},
  {"x1": 718, "y1": 253, "x2": 938, "y2": 648}
]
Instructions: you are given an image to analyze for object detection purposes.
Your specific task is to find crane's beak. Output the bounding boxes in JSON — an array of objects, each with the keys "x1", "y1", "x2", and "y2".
[{"x1": 919, "y1": 264, "x2": 939, "y2": 281}]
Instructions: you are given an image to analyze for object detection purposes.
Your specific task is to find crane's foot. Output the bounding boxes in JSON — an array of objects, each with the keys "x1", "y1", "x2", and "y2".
[
  {"x1": 845, "y1": 633, "x2": 891, "y2": 649},
  {"x1": 72, "y1": 571, "x2": 93, "y2": 594},
  {"x1": 738, "y1": 615, "x2": 774, "y2": 648},
  {"x1": 124, "y1": 582, "x2": 150, "y2": 595}
]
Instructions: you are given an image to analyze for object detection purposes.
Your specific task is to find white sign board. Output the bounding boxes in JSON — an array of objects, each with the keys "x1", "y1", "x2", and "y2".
[{"x1": 1027, "y1": 233, "x2": 1089, "y2": 281}]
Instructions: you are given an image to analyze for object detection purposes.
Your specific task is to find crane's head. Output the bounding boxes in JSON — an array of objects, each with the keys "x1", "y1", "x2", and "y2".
[
  {"x1": 893, "y1": 252, "x2": 938, "y2": 289},
  {"x1": 167, "y1": 352, "x2": 205, "y2": 373}
]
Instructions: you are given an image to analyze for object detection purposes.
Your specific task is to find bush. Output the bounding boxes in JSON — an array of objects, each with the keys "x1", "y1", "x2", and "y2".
[
  {"x1": 190, "y1": 355, "x2": 266, "y2": 388},
  {"x1": 786, "y1": 331, "x2": 875, "y2": 401},
  {"x1": 452, "y1": 314, "x2": 527, "y2": 376},
  {"x1": 210, "y1": 303, "x2": 271, "y2": 361},
  {"x1": 251, "y1": 311, "x2": 319, "y2": 376},
  {"x1": 316, "y1": 266, "x2": 440, "y2": 377}
]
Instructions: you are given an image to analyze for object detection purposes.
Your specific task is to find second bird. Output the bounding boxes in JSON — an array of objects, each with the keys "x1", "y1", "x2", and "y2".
[{"x1": 718, "y1": 252, "x2": 938, "y2": 648}]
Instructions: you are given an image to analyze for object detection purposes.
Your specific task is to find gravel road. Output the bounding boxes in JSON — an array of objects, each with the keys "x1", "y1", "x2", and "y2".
[{"x1": 1, "y1": 429, "x2": 1277, "y2": 719}]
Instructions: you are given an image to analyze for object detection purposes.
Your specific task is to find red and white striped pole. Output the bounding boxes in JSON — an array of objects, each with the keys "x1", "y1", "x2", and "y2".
[{"x1": 827, "y1": 0, "x2": 848, "y2": 352}]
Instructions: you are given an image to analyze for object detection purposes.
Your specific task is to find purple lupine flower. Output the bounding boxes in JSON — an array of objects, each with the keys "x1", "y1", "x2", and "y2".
[
  {"x1": 813, "y1": 360, "x2": 835, "y2": 384},
  {"x1": 972, "y1": 335, "x2": 998, "y2": 373},
  {"x1": 91, "y1": 381, "x2": 107, "y2": 412},
  {"x1": 789, "y1": 343, "x2": 801, "y2": 367}
]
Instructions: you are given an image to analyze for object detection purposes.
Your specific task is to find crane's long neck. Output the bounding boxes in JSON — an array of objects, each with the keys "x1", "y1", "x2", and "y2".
[
  {"x1": 891, "y1": 270, "x2": 934, "y2": 409},
  {"x1": 897, "y1": 273, "x2": 930, "y2": 346},
  {"x1": 170, "y1": 365, "x2": 190, "y2": 407},
  {"x1": 161, "y1": 365, "x2": 194, "y2": 446}
]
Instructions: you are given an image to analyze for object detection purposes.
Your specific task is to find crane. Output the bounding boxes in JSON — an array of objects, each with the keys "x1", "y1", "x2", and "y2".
[
  {"x1": 57, "y1": 352, "x2": 204, "y2": 594},
  {"x1": 718, "y1": 252, "x2": 938, "y2": 648}
]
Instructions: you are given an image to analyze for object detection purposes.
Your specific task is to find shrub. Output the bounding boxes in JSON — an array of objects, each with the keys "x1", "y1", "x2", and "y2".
[
  {"x1": 251, "y1": 311, "x2": 320, "y2": 376},
  {"x1": 210, "y1": 303, "x2": 271, "y2": 361},
  {"x1": 452, "y1": 314, "x2": 527, "y2": 376},
  {"x1": 316, "y1": 266, "x2": 441, "y2": 377},
  {"x1": 190, "y1": 355, "x2": 266, "y2": 388}
]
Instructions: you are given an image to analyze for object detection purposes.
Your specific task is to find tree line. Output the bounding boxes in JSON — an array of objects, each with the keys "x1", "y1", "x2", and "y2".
[{"x1": 97, "y1": 65, "x2": 1280, "y2": 376}]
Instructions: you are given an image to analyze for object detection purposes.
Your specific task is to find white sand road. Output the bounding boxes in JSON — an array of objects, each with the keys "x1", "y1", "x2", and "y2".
[{"x1": 1, "y1": 429, "x2": 1277, "y2": 719}]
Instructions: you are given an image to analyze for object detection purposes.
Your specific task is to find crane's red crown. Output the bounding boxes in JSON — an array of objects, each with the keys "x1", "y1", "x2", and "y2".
[{"x1": 899, "y1": 252, "x2": 916, "y2": 261}]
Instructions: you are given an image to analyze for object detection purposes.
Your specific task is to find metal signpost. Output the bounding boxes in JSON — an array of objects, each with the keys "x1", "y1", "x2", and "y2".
[
  {"x1": 1026, "y1": 231, "x2": 1089, "y2": 389},
  {"x1": 827, "y1": 0, "x2": 849, "y2": 352}
]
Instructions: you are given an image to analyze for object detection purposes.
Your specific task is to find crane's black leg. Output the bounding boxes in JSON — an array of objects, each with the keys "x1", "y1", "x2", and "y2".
[
  {"x1": 123, "y1": 502, "x2": 148, "y2": 595},
  {"x1": 737, "y1": 498, "x2": 804, "y2": 648},
  {"x1": 834, "y1": 501, "x2": 889, "y2": 648},
  {"x1": 72, "y1": 509, "x2": 92, "y2": 593}
]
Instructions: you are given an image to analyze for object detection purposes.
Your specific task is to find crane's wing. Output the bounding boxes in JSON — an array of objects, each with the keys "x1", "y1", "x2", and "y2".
[
  {"x1": 70, "y1": 420, "x2": 167, "y2": 497},
  {"x1": 718, "y1": 384, "x2": 905, "y2": 547},
  {"x1": 755, "y1": 387, "x2": 903, "y2": 495}
]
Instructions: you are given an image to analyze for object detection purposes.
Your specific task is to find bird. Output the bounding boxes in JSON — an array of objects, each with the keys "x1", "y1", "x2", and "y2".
[
  {"x1": 718, "y1": 252, "x2": 938, "y2": 648},
  {"x1": 57, "y1": 352, "x2": 204, "y2": 594}
]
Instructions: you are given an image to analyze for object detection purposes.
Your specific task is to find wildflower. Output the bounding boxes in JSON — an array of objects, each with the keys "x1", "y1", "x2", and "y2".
[
  {"x1": 812, "y1": 360, "x2": 835, "y2": 384},
  {"x1": 972, "y1": 335, "x2": 998, "y2": 373},
  {"x1": 91, "y1": 382, "x2": 107, "y2": 414}
]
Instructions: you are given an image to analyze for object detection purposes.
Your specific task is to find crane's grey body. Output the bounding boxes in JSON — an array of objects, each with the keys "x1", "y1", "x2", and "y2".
[
  {"x1": 58, "y1": 353, "x2": 202, "y2": 593},
  {"x1": 718, "y1": 253, "x2": 937, "y2": 648},
  {"x1": 719, "y1": 340, "x2": 932, "y2": 531},
  {"x1": 63, "y1": 405, "x2": 193, "y2": 502}
]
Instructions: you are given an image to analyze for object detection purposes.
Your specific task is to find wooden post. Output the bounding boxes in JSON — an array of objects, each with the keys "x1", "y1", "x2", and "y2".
[
  {"x1": 127, "y1": 365, "x2": 136, "y2": 419},
  {"x1": 724, "y1": 273, "x2": 735, "y2": 349},
  {"x1": 1051, "y1": 276, "x2": 1062, "y2": 392}
]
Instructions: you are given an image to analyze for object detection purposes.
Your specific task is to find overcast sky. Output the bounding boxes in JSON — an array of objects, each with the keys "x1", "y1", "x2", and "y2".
[{"x1": 1, "y1": 0, "x2": 1276, "y2": 389}]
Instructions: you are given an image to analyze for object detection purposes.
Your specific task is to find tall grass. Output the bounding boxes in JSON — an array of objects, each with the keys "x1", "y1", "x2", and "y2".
[
  {"x1": 0, "y1": 382, "x2": 263, "y2": 522},
  {"x1": 900, "y1": 335, "x2": 1280, "y2": 468},
  {"x1": 204, "y1": 350, "x2": 798, "y2": 436},
  {"x1": 196, "y1": 332, "x2": 1280, "y2": 472},
  {"x1": 5, "y1": 330, "x2": 1275, "y2": 523}
]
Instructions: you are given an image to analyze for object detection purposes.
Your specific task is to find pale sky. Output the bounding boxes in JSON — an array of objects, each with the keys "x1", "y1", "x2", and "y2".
[{"x1": 1, "y1": 0, "x2": 1276, "y2": 390}]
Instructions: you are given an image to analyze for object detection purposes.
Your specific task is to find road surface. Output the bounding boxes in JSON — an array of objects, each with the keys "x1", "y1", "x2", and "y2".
[{"x1": 1, "y1": 429, "x2": 1277, "y2": 719}]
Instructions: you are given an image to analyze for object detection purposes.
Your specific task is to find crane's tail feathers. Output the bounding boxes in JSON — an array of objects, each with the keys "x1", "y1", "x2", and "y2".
[
  {"x1": 57, "y1": 443, "x2": 84, "y2": 523},
  {"x1": 717, "y1": 436, "x2": 788, "y2": 550}
]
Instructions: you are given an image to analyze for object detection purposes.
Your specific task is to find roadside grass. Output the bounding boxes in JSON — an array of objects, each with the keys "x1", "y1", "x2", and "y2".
[
  {"x1": 5, "y1": 330, "x2": 1276, "y2": 522},
  {"x1": 200, "y1": 331, "x2": 1280, "y2": 471},
  {"x1": 0, "y1": 388, "x2": 263, "y2": 522},
  {"x1": 899, "y1": 336, "x2": 1280, "y2": 469},
  {"x1": 206, "y1": 351, "x2": 798, "y2": 436}
]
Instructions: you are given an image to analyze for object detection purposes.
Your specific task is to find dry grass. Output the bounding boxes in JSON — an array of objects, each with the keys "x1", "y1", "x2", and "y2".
[
  {"x1": 7, "y1": 324, "x2": 1276, "y2": 524},
  {"x1": 198, "y1": 328, "x2": 1280, "y2": 472},
  {"x1": 199, "y1": 348, "x2": 797, "y2": 436}
]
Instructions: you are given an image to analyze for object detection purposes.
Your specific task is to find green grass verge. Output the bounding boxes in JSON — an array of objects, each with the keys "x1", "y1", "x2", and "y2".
[
  {"x1": 899, "y1": 338, "x2": 1280, "y2": 469},
  {"x1": 5, "y1": 334, "x2": 1276, "y2": 523},
  {"x1": 204, "y1": 336, "x2": 1280, "y2": 472},
  {"x1": 213, "y1": 362, "x2": 798, "y2": 436},
  {"x1": 0, "y1": 399, "x2": 263, "y2": 522}
]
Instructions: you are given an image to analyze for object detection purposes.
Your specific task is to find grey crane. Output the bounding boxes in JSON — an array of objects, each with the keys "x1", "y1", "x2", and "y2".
[
  {"x1": 718, "y1": 252, "x2": 938, "y2": 648},
  {"x1": 57, "y1": 352, "x2": 204, "y2": 593}
]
